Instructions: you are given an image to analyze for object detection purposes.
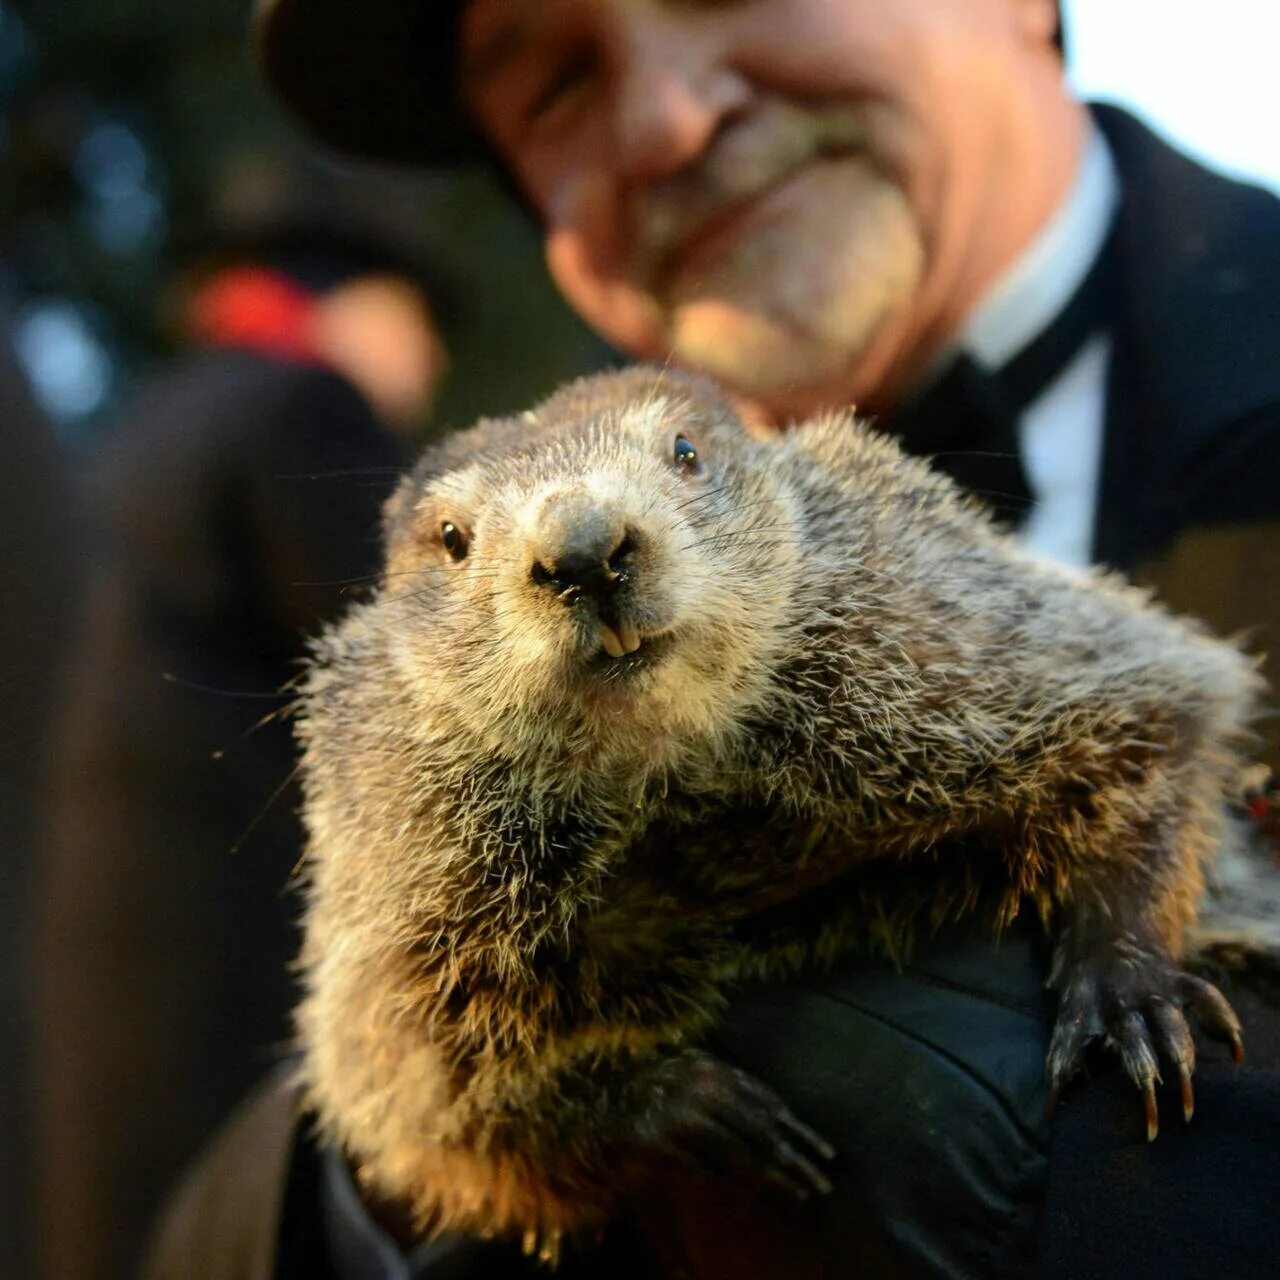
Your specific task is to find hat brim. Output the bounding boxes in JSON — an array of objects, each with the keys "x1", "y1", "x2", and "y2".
[
  {"x1": 255, "y1": 0, "x2": 1066, "y2": 169},
  {"x1": 253, "y1": 0, "x2": 481, "y2": 166}
]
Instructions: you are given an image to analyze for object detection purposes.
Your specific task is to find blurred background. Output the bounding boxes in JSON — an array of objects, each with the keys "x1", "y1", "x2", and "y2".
[
  {"x1": 0, "y1": 1, "x2": 1274, "y2": 1278},
  {"x1": 0, "y1": 1, "x2": 614, "y2": 449},
  {"x1": 0, "y1": 0, "x2": 1272, "y2": 453}
]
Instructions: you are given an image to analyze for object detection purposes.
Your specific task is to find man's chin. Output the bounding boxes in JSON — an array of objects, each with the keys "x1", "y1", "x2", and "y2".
[
  {"x1": 655, "y1": 157, "x2": 925, "y2": 413},
  {"x1": 665, "y1": 298, "x2": 878, "y2": 413}
]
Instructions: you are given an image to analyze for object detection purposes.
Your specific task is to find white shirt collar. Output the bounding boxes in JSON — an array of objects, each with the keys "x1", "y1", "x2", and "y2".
[{"x1": 960, "y1": 121, "x2": 1120, "y2": 370}]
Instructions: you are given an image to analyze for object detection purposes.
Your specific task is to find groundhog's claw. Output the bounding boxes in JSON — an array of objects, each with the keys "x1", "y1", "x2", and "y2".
[
  {"x1": 638, "y1": 1050, "x2": 835, "y2": 1199},
  {"x1": 1177, "y1": 1063, "x2": 1195, "y2": 1123},
  {"x1": 1046, "y1": 945, "x2": 1243, "y2": 1141},
  {"x1": 520, "y1": 1225, "x2": 564, "y2": 1266},
  {"x1": 1174, "y1": 972, "x2": 1245, "y2": 1063},
  {"x1": 1044, "y1": 942, "x2": 1244, "y2": 1141}
]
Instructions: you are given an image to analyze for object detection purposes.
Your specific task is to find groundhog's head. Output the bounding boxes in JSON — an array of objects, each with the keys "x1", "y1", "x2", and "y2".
[{"x1": 374, "y1": 368, "x2": 806, "y2": 768}]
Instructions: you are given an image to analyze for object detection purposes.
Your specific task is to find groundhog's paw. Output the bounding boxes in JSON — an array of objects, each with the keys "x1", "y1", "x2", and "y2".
[
  {"x1": 633, "y1": 1049, "x2": 835, "y2": 1199},
  {"x1": 1045, "y1": 947, "x2": 1244, "y2": 1140}
]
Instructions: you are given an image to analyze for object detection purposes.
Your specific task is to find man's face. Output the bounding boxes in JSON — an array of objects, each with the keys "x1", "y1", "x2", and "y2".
[{"x1": 461, "y1": 0, "x2": 1065, "y2": 416}]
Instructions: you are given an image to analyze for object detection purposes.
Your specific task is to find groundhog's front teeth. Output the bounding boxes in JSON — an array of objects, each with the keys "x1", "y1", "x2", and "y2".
[
  {"x1": 598, "y1": 622, "x2": 626, "y2": 659},
  {"x1": 597, "y1": 620, "x2": 644, "y2": 658}
]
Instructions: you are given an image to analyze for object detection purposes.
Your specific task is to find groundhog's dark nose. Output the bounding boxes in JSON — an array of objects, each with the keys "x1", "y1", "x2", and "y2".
[{"x1": 531, "y1": 531, "x2": 636, "y2": 607}]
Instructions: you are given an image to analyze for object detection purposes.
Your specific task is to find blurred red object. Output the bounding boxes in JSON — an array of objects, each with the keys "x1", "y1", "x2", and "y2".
[{"x1": 188, "y1": 266, "x2": 322, "y2": 364}]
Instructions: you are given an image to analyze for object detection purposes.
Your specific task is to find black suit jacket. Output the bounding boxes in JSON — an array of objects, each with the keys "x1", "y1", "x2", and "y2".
[
  {"x1": 1091, "y1": 105, "x2": 1280, "y2": 575},
  {"x1": 143, "y1": 111, "x2": 1280, "y2": 1280},
  {"x1": 1088, "y1": 105, "x2": 1280, "y2": 764}
]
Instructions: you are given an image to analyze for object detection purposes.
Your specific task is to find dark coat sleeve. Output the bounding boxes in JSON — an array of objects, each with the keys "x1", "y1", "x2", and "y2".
[{"x1": 139, "y1": 1065, "x2": 304, "y2": 1280}]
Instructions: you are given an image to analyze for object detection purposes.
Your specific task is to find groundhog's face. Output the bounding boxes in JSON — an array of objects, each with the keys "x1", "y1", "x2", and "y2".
[{"x1": 377, "y1": 375, "x2": 804, "y2": 763}]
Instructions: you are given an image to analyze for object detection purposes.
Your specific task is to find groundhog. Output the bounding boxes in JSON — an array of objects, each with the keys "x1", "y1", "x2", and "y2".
[{"x1": 294, "y1": 366, "x2": 1256, "y2": 1262}]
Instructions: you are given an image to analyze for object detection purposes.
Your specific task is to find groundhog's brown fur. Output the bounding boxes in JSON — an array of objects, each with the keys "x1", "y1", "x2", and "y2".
[{"x1": 294, "y1": 367, "x2": 1258, "y2": 1260}]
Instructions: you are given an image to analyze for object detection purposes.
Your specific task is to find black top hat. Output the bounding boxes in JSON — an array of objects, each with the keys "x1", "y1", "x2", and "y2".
[
  {"x1": 253, "y1": 0, "x2": 481, "y2": 165},
  {"x1": 254, "y1": 0, "x2": 1066, "y2": 168}
]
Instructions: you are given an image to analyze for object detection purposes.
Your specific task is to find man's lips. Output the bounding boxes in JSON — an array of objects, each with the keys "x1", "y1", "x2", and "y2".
[
  {"x1": 642, "y1": 112, "x2": 882, "y2": 292},
  {"x1": 653, "y1": 155, "x2": 884, "y2": 292}
]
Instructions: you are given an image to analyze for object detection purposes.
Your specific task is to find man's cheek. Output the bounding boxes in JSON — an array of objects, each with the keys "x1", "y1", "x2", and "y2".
[
  {"x1": 544, "y1": 167, "x2": 635, "y2": 279},
  {"x1": 545, "y1": 221, "x2": 669, "y2": 356}
]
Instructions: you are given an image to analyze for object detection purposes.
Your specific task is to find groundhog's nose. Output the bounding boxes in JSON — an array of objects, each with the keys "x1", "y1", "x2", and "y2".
[
  {"x1": 531, "y1": 530, "x2": 636, "y2": 606},
  {"x1": 528, "y1": 497, "x2": 644, "y2": 656}
]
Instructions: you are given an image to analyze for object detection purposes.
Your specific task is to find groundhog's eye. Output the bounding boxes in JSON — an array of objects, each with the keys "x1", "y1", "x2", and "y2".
[
  {"x1": 440, "y1": 521, "x2": 468, "y2": 561},
  {"x1": 673, "y1": 436, "x2": 700, "y2": 474}
]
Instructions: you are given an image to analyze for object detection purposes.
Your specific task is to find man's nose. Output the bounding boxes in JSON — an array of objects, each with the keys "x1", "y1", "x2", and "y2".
[{"x1": 609, "y1": 11, "x2": 748, "y2": 184}]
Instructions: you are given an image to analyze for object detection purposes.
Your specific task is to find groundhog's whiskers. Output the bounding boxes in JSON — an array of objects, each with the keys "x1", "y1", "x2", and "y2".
[
  {"x1": 671, "y1": 483, "x2": 731, "y2": 513},
  {"x1": 963, "y1": 489, "x2": 1035, "y2": 508},
  {"x1": 676, "y1": 491, "x2": 790, "y2": 521},
  {"x1": 228, "y1": 760, "x2": 303, "y2": 858},
  {"x1": 290, "y1": 570, "x2": 384, "y2": 588},
  {"x1": 923, "y1": 449, "x2": 1020, "y2": 461},
  {"x1": 274, "y1": 466, "x2": 411, "y2": 479},
  {"x1": 683, "y1": 524, "x2": 804, "y2": 553},
  {"x1": 160, "y1": 671, "x2": 294, "y2": 700}
]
